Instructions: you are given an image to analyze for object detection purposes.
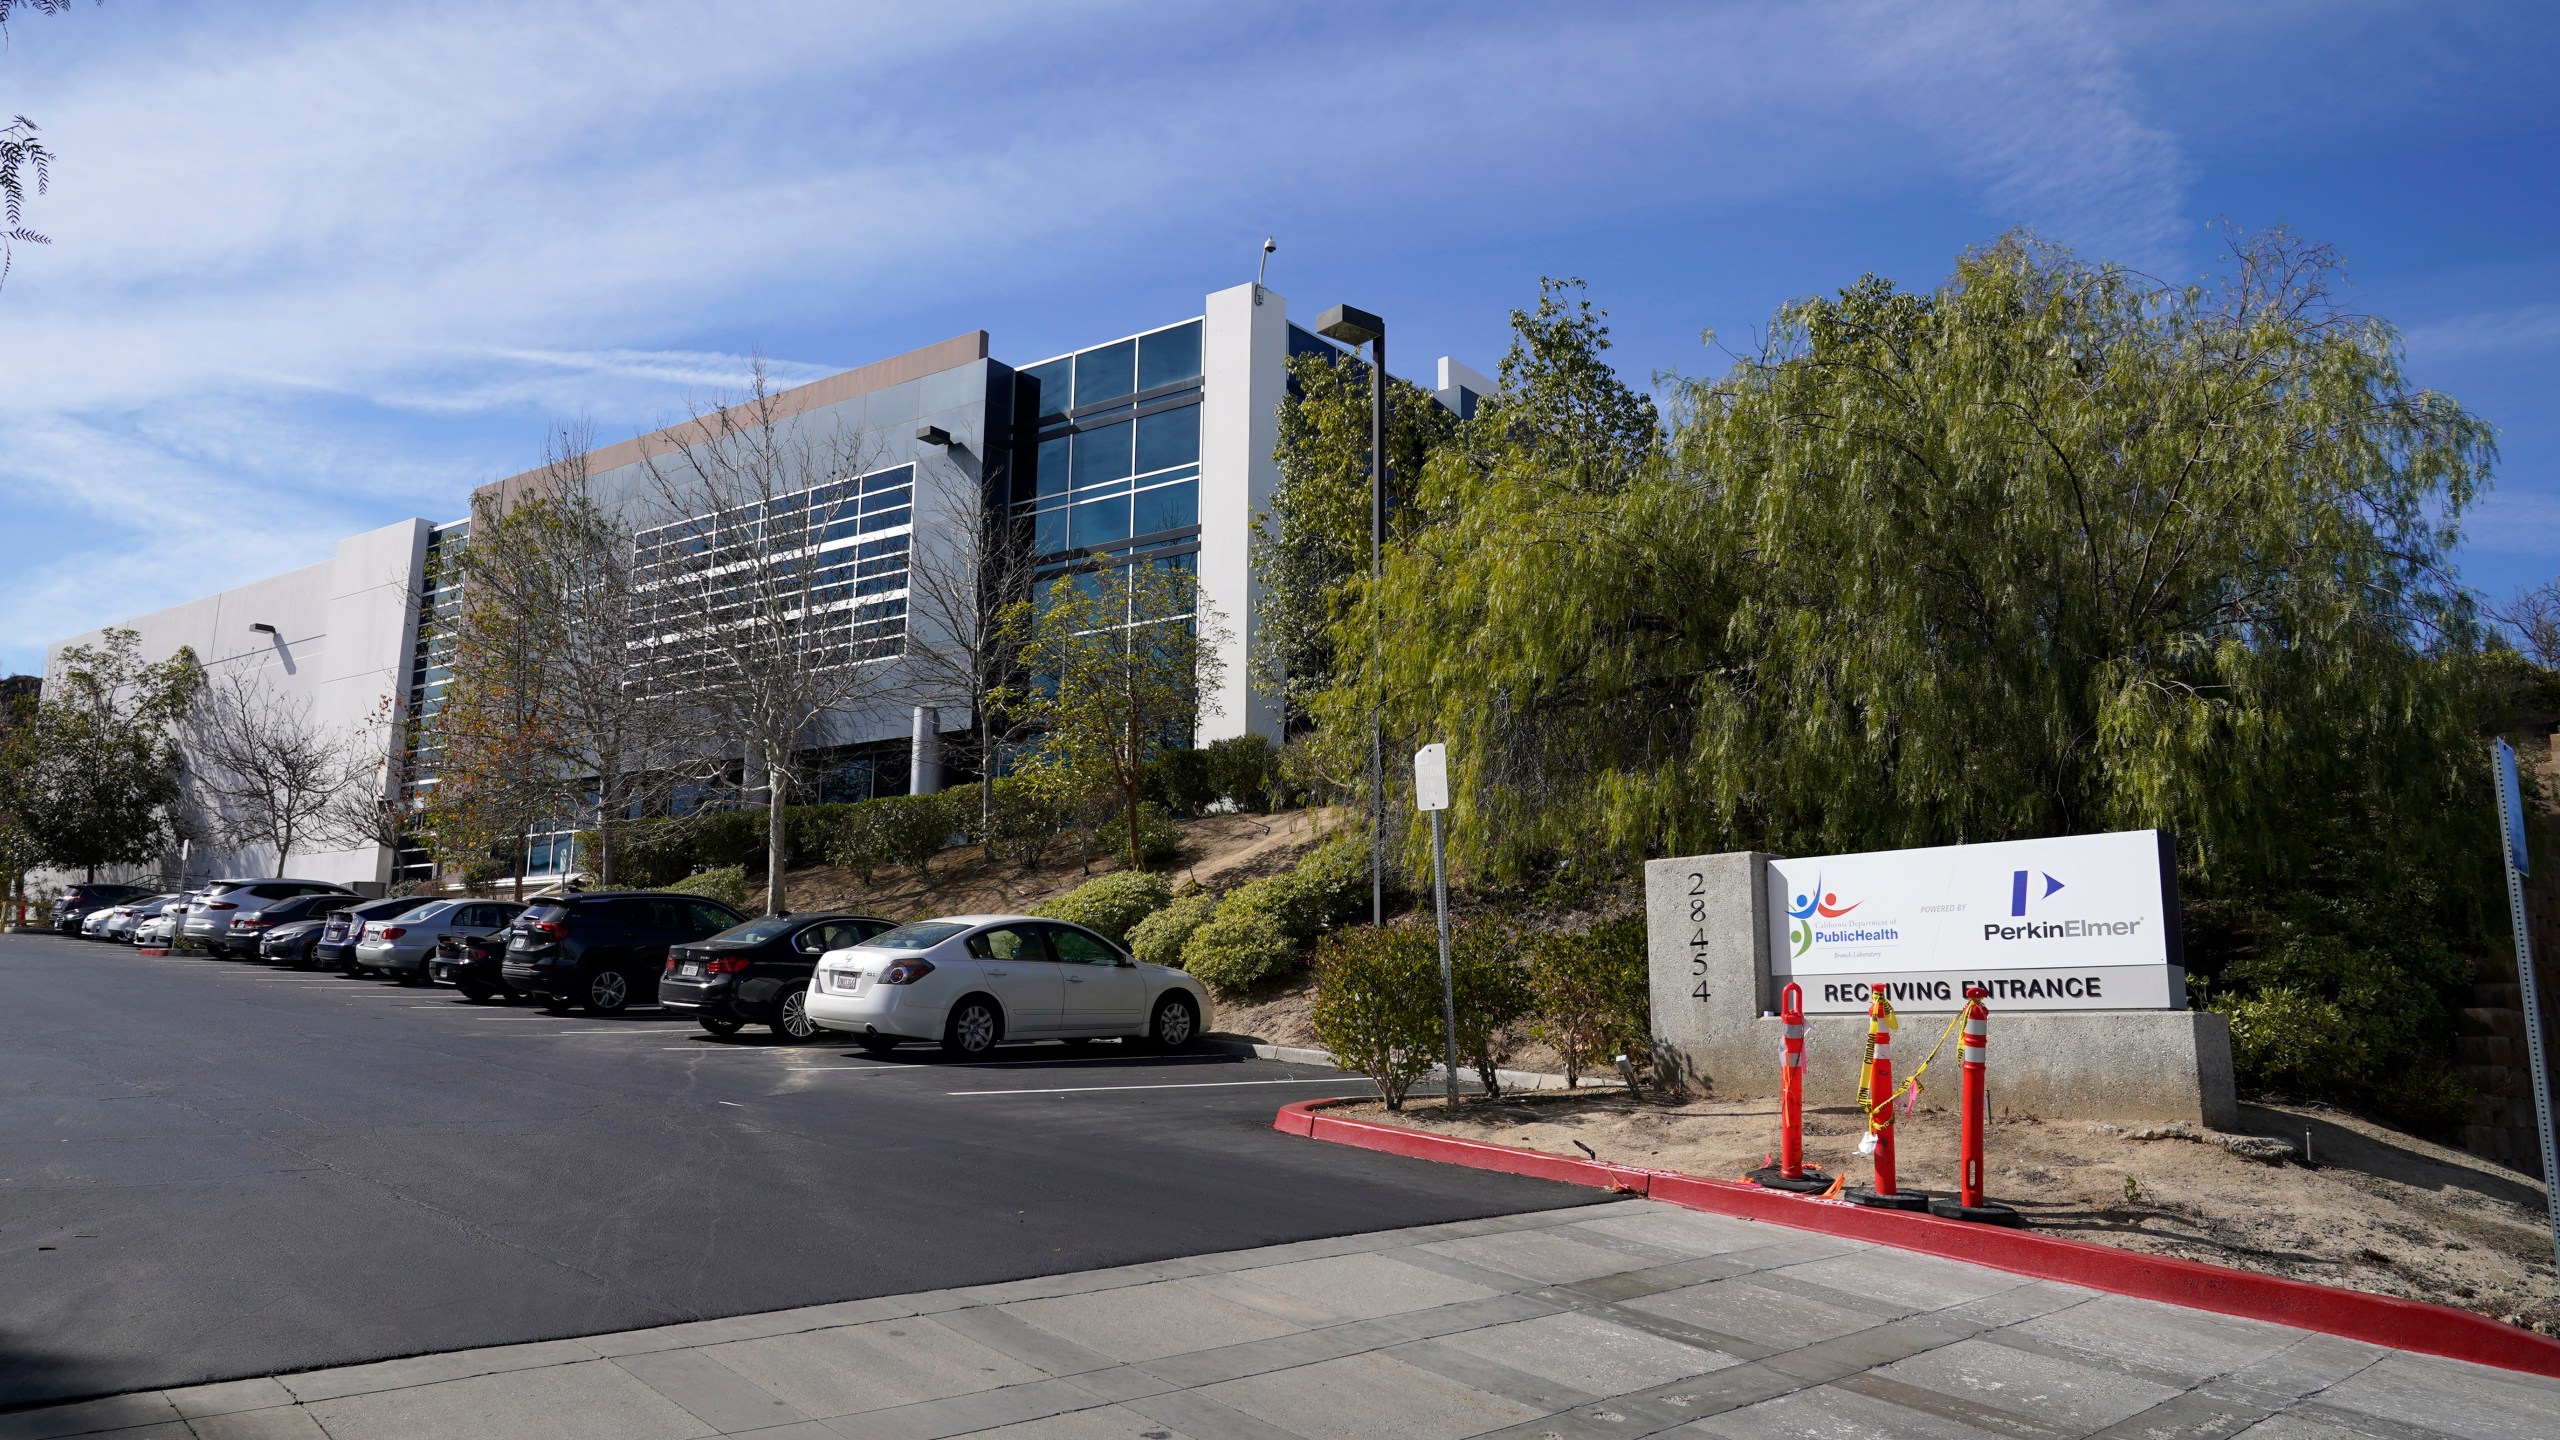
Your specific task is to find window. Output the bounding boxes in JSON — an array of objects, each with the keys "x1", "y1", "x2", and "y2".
[
  {"x1": 859, "y1": 920, "x2": 969, "y2": 950},
  {"x1": 968, "y1": 925, "x2": 1045, "y2": 962},
  {"x1": 1046, "y1": 926, "x2": 1122, "y2": 966},
  {"x1": 1035, "y1": 434, "x2": 1070, "y2": 499},
  {"x1": 1074, "y1": 340, "x2": 1135, "y2": 408},
  {"x1": 1133, "y1": 479, "x2": 1197, "y2": 537},
  {"x1": 1138, "y1": 321, "x2": 1202, "y2": 392},
  {"x1": 1071, "y1": 422, "x2": 1132, "y2": 489},
  {"x1": 688, "y1": 902, "x2": 739, "y2": 935},
  {"x1": 1135, "y1": 404, "x2": 1198, "y2": 474},
  {"x1": 1071, "y1": 495, "x2": 1131, "y2": 550},
  {"x1": 1020, "y1": 357, "x2": 1071, "y2": 421}
]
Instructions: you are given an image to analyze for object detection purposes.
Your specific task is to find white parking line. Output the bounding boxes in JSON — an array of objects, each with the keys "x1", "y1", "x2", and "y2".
[{"x1": 945, "y1": 1078, "x2": 1374, "y2": 1096}]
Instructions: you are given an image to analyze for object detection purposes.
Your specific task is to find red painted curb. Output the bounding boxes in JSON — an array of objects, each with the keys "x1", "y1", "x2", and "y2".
[{"x1": 1276, "y1": 1098, "x2": 2560, "y2": 1380}]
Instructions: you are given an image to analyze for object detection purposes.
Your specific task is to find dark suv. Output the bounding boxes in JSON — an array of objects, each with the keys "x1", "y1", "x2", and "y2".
[
  {"x1": 503, "y1": 892, "x2": 747, "y2": 1014},
  {"x1": 52, "y1": 883, "x2": 151, "y2": 934},
  {"x1": 660, "y1": 912, "x2": 894, "y2": 1040}
]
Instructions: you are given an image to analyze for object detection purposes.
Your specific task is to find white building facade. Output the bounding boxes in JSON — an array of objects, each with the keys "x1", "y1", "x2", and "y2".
[{"x1": 42, "y1": 283, "x2": 1488, "y2": 892}]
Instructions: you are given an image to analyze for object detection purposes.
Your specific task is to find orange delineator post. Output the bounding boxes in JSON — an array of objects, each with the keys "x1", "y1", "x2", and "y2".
[
  {"x1": 1928, "y1": 986, "x2": 2020, "y2": 1225},
  {"x1": 1848, "y1": 983, "x2": 1928, "y2": 1211},
  {"x1": 1959, "y1": 994, "x2": 1988, "y2": 1207},
  {"x1": 1748, "y1": 982, "x2": 1830, "y2": 1193}
]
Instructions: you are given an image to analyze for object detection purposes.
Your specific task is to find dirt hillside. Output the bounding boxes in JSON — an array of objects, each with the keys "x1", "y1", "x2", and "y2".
[
  {"x1": 1348, "y1": 1089, "x2": 2560, "y2": 1334},
  {"x1": 782, "y1": 807, "x2": 1329, "y2": 922}
]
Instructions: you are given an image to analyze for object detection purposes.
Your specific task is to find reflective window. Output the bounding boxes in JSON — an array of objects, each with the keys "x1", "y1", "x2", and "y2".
[
  {"x1": 968, "y1": 925, "x2": 1047, "y2": 962},
  {"x1": 1035, "y1": 506, "x2": 1069, "y2": 556},
  {"x1": 1021, "y1": 358, "x2": 1071, "y2": 420},
  {"x1": 1138, "y1": 321, "x2": 1202, "y2": 392},
  {"x1": 1135, "y1": 404, "x2": 1199, "y2": 475},
  {"x1": 1071, "y1": 495, "x2": 1131, "y2": 549},
  {"x1": 1046, "y1": 925, "x2": 1122, "y2": 966},
  {"x1": 1133, "y1": 480, "x2": 1197, "y2": 537},
  {"x1": 1035, "y1": 434, "x2": 1071, "y2": 499},
  {"x1": 1074, "y1": 340, "x2": 1136, "y2": 408},
  {"x1": 1071, "y1": 422, "x2": 1132, "y2": 488}
]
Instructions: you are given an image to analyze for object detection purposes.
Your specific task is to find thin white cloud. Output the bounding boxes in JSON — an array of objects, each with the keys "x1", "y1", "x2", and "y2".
[
  {"x1": 2405, "y1": 302, "x2": 2560, "y2": 363},
  {"x1": 0, "y1": 0, "x2": 2196, "y2": 672}
]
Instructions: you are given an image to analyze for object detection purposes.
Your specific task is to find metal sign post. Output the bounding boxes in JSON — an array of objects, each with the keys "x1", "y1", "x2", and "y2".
[
  {"x1": 2493, "y1": 739, "x2": 2560, "y2": 1274},
  {"x1": 1415, "y1": 743, "x2": 1459, "y2": 1105}
]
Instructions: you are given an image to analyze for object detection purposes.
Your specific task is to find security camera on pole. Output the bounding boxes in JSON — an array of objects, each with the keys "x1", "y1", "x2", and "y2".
[{"x1": 1415, "y1": 742, "x2": 1460, "y2": 1106}]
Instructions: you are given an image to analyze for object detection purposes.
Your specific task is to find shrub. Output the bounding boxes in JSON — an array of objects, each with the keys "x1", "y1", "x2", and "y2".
[
  {"x1": 1037, "y1": 871, "x2": 1173, "y2": 945},
  {"x1": 1524, "y1": 917, "x2": 1654, "y2": 1088},
  {"x1": 1227, "y1": 835, "x2": 1371, "y2": 942},
  {"x1": 1204, "y1": 734, "x2": 1275, "y2": 811},
  {"x1": 980, "y1": 775, "x2": 1082, "y2": 866},
  {"x1": 1148, "y1": 747, "x2": 1219, "y2": 816},
  {"x1": 1129, "y1": 892, "x2": 1217, "y2": 967},
  {"x1": 1310, "y1": 924, "x2": 1446, "y2": 1111},
  {"x1": 1135, "y1": 801, "x2": 1182, "y2": 868},
  {"x1": 667, "y1": 865, "x2": 754, "y2": 913},
  {"x1": 835, "y1": 791, "x2": 962, "y2": 880},
  {"x1": 1450, "y1": 920, "x2": 1534, "y2": 1097},
  {"x1": 1181, "y1": 904, "x2": 1298, "y2": 993}
]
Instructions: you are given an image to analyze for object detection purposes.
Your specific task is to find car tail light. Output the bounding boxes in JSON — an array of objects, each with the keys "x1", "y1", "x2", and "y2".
[
  {"x1": 705, "y1": 956, "x2": 749, "y2": 974},
  {"x1": 527, "y1": 919, "x2": 563, "y2": 940},
  {"x1": 878, "y1": 957, "x2": 934, "y2": 985},
  {"x1": 236, "y1": 918, "x2": 272, "y2": 930},
  {"x1": 380, "y1": 927, "x2": 407, "y2": 940},
  {"x1": 206, "y1": 900, "x2": 237, "y2": 911}
]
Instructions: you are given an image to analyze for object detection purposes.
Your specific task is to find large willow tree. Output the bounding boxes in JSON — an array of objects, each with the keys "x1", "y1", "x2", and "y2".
[{"x1": 1319, "y1": 234, "x2": 2513, "y2": 1124}]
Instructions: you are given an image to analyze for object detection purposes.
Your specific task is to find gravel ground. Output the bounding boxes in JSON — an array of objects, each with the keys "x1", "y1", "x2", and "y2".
[{"x1": 1342, "y1": 1088, "x2": 2560, "y2": 1334}]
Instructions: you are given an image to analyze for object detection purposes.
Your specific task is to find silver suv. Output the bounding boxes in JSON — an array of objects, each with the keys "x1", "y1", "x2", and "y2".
[{"x1": 182, "y1": 879, "x2": 357, "y2": 957}]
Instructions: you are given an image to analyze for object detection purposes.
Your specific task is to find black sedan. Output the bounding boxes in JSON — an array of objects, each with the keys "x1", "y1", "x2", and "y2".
[
  {"x1": 314, "y1": 897, "x2": 425, "y2": 973},
  {"x1": 659, "y1": 912, "x2": 895, "y2": 1040},
  {"x1": 430, "y1": 930, "x2": 518, "y2": 1003},
  {"x1": 256, "y1": 915, "x2": 335, "y2": 968}
]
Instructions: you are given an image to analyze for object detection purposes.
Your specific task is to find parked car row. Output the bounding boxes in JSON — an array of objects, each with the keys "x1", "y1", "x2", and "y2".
[{"x1": 52, "y1": 881, "x2": 1214, "y2": 1056}]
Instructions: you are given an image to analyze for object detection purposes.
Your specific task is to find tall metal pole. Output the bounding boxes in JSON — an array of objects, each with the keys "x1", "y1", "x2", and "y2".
[
  {"x1": 1369, "y1": 332, "x2": 1386, "y2": 928},
  {"x1": 2493, "y1": 740, "x2": 2560, "y2": 1272},
  {"x1": 1432, "y1": 806, "x2": 1457, "y2": 1103}
]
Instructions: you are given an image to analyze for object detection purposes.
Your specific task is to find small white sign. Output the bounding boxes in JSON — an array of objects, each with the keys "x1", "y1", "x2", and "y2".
[
  {"x1": 1767, "y1": 830, "x2": 2181, "y2": 1011},
  {"x1": 1413, "y1": 743, "x2": 1449, "y2": 813}
]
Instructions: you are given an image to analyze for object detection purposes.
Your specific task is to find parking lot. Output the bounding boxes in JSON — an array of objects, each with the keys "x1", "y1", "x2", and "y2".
[{"x1": 0, "y1": 930, "x2": 1599, "y2": 1411}]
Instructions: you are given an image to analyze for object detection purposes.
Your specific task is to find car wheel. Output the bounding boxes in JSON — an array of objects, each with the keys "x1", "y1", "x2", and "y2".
[
  {"x1": 853, "y1": 1034, "x2": 899, "y2": 1055},
  {"x1": 1147, "y1": 993, "x2": 1200, "y2": 1051},
  {"x1": 583, "y1": 968, "x2": 631, "y2": 1014},
  {"x1": 455, "y1": 981, "x2": 495, "y2": 1003},
  {"x1": 404, "y1": 965, "x2": 435, "y2": 987},
  {"x1": 697, "y1": 1014, "x2": 744, "y2": 1036},
  {"x1": 940, "y1": 996, "x2": 1002, "y2": 1057},
  {"x1": 772, "y1": 988, "x2": 821, "y2": 1042}
]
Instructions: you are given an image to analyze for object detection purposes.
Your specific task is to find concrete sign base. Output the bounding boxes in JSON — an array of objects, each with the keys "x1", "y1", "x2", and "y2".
[{"x1": 1648, "y1": 852, "x2": 2238, "y2": 1127}]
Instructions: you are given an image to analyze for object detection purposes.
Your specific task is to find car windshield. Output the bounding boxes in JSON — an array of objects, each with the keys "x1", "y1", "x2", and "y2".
[
  {"x1": 389, "y1": 900, "x2": 456, "y2": 922},
  {"x1": 702, "y1": 916, "x2": 800, "y2": 947},
  {"x1": 856, "y1": 920, "x2": 971, "y2": 951}
]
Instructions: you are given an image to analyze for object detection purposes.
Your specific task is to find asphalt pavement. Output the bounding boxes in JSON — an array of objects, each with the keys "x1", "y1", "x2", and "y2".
[{"x1": 0, "y1": 930, "x2": 1599, "y2": 1411}]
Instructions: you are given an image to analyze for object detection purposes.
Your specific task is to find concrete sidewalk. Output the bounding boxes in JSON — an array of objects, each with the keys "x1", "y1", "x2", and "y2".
[{"x1": 4, "y1": 1201, "x2": 2550, "y2": 1440}]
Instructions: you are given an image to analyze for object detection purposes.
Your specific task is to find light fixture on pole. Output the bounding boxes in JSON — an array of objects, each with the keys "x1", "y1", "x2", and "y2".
[{"x1": 1314, "y1": 303, "x2": 1386, "y2": 926}]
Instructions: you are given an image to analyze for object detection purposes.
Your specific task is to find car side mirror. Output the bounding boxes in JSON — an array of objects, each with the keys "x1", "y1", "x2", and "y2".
[{"x1": 1116, "y1": 956, "x2": 1134, "y2": 968}]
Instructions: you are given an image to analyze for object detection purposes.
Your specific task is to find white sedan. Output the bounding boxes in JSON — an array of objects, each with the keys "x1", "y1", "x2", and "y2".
[{"x1": 805, "y1": 914, "x2": 1211, "y2": 1058}]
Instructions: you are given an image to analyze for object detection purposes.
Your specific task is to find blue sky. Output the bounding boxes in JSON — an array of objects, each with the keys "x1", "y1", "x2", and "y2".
[{"x1": 2, "y1": 1, "x2": 2555, "y2": 674}]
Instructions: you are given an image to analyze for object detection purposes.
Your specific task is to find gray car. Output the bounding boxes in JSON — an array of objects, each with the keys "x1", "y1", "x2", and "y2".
[{"x1": 354, "y1": 899, "x2": 523, "y2": 983}]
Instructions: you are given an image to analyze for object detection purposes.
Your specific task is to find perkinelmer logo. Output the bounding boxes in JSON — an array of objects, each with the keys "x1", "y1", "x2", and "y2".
[
  {"x1": 1988, "y1": 868, "x2": 2143, "y2": 942},
  {"x1": 2011, "y1": 868, "x2": 2064, "y2": 915}
]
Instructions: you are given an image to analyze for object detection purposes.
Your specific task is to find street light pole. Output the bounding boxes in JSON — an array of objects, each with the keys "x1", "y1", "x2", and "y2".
[{"x1": 1316, "y1": 304, "x2": 1388, "y2": 927}]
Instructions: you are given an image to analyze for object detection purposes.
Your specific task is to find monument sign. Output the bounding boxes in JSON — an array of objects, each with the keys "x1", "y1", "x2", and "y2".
[{"x1": 1770, "y1": 830, "x2": 2183, "y2": 1013}]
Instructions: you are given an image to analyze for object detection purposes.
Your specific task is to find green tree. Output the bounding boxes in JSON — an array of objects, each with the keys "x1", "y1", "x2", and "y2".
[
  {"x1": 418, "y1": 505, "x2": 567, "y2": 899},
  {"x1": 26, "y1": 628, "x2": 202, "y2": 881},
  {"x1": 1317, "y1": 231, "x2": 2505, "y2": 1124},
  {"x1": 1016, "y1": 558, "x2": 1229, "y2": 871},
  {"x1": 1255, "y1": 351, "x2": 1455, "y2": 723}
]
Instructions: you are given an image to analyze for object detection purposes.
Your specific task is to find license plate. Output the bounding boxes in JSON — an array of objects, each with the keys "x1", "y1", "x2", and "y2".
[{"x1": 679, "y1": 962, "x2": 701, "y2": 977}]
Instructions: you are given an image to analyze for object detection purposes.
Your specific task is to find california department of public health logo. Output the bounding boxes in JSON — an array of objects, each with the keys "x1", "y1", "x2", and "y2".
[{"x1": 1788, "y1": 880, "x2": 1859, "y2": 958}]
